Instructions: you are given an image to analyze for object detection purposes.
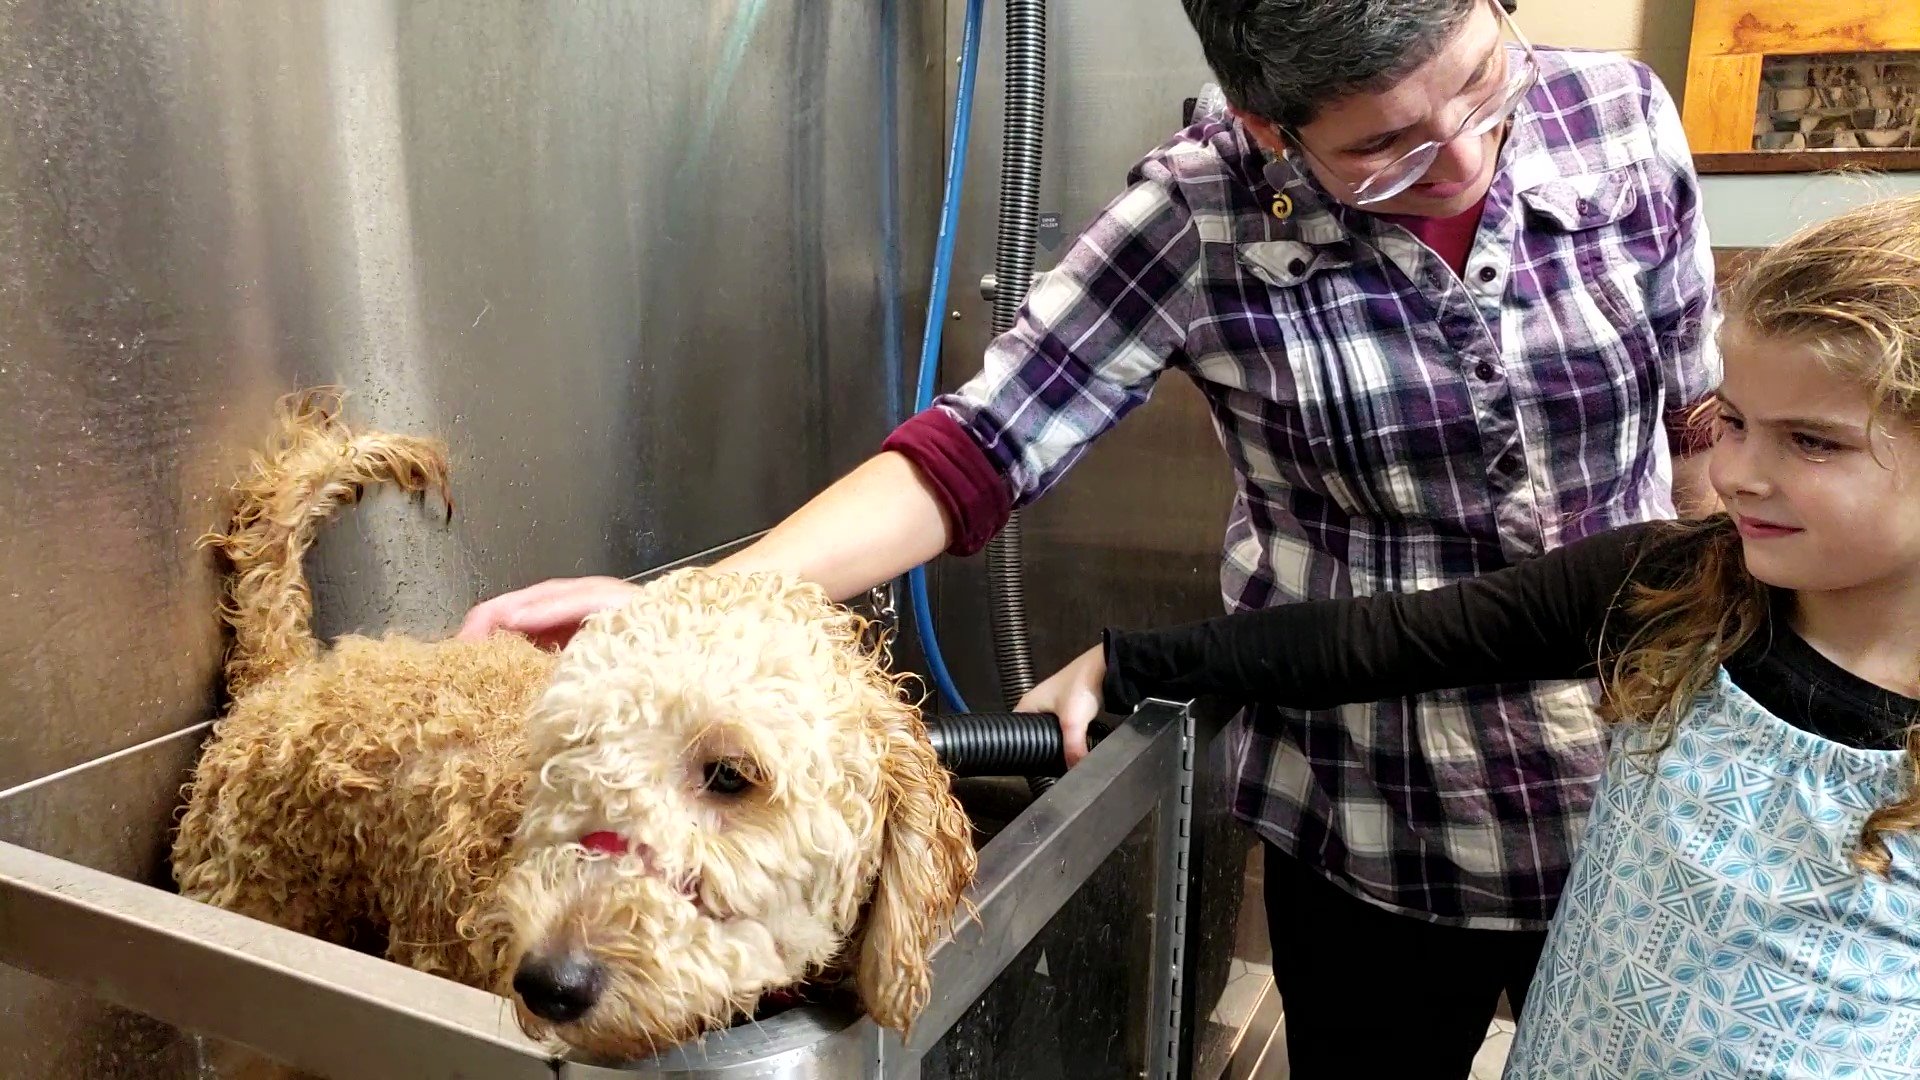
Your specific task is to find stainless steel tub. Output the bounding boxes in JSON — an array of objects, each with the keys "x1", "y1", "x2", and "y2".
[{"x1": 0, "y1": 700, "x2": 1208, "y2": 1079}]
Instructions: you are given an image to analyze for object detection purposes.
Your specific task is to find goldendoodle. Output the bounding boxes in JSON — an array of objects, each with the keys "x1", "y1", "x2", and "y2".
[{"x1": 171, "y1": 390, "x2": 976, "y2": 1063}]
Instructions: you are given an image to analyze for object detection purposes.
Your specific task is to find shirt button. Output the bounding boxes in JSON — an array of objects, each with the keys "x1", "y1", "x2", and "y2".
[
  {"x1": 1474, "y1": 361, "x2": 1496, "y2": 381},
  {"x1": 1287, "y1": 258, "x2": 1307, "y2": 276},
  {"x1": 1477, "y1": 265, "x2": 1498, "y2": 283}
]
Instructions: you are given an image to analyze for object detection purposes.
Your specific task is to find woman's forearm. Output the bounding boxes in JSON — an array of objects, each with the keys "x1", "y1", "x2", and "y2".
[{"x1": 712, "y1": 452, "x2": 954, "y2": 601}]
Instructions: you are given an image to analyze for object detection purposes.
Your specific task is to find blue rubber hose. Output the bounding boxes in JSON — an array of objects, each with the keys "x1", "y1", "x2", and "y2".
[{"x1": 902, "y1": 0, "x2": 986, "y2": 714}]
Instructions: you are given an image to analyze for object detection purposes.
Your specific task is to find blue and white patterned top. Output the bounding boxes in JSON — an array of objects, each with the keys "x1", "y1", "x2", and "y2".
[{"x1": 1507, "y1": 671, "x2": 1920, "y2": 1079}]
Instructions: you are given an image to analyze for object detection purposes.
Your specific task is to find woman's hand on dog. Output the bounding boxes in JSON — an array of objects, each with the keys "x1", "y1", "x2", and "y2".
[
  {"x1": 457, "y1": 576, "x2": 642, "y2": 649},
  {"x1": 1016, "y1": 644, "x2": 1107, "y2": 768}
]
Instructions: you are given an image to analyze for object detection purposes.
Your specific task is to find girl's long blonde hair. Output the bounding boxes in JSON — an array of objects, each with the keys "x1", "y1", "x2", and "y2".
[{"x1": 1604, "y1": 190, "x2": 1920, "y2": 874}]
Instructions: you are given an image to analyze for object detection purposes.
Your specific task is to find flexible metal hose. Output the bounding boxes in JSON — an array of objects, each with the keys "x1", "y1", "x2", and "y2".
[
  {"x1": 987, "y1": 0, "x2": 1045, "y2": 729},
  {"x1": 988, "y1": 0, "x2": 1047, "y2": 345},
  {"x1": 982, "y1": 0, "x2": 1054, "y2": 796}
]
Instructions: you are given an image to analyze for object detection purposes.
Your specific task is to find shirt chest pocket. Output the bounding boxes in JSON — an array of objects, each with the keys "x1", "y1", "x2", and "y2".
[{"x1": 1515, "y1": 168, "x2": 1663, "y2": 432}]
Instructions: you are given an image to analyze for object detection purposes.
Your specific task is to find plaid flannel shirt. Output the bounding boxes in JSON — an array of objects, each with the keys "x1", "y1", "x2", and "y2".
[{"x1": 888, "y1": 47, "x2": 1720, "y2": 929}]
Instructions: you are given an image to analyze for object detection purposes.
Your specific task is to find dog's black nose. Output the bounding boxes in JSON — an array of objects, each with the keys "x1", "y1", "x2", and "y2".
[{"x1": 512, "y1": 951, "x2": 605, "y2": 1024}]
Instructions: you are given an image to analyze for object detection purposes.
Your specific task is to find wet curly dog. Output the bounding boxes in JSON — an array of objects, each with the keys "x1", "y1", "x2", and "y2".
[{"x1": 171, "y1": 390, "x2": 976, "y2": 1062}]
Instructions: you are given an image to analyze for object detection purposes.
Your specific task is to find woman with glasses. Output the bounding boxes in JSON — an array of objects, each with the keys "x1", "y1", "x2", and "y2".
[{"x1": 461, "y1": 2, "x2": 1719, "y2": 1073}]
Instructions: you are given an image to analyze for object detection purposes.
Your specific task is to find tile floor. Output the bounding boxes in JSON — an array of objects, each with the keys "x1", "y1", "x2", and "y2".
[{"x1": 1469, "y1": 1017, "x2": 1516, "y2": 1080}]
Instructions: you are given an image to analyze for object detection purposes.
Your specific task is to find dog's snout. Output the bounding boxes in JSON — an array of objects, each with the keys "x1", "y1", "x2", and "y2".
[{"x1": 512, "y1": 951, "x2": 606, "y2": 1024}]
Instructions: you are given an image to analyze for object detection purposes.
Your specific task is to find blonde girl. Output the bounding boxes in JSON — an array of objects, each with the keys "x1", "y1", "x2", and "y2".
[{"x1": 1023, "y1": 191, "x2": 1920, "y2": 1079}]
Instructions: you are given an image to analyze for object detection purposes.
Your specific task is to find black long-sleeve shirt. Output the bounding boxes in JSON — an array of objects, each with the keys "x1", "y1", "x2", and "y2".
[{"x1": 1102, "y1": 520, "x2": 1915, "y2": 751}]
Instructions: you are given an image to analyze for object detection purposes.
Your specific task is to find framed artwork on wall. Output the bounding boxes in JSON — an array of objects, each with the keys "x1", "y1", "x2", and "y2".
[{"x1": 1682, "y1": 0, "x2": 1920, "y2": 174}]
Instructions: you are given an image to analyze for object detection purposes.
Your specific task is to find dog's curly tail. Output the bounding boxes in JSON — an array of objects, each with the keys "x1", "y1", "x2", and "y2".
[{"x1": 200, "y1": 387, "x2": 452, "y2": 698}]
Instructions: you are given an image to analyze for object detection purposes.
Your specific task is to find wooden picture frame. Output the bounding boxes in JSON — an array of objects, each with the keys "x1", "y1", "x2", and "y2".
[{"x1": 1681, "y1": 0, "x2": 1920, "y2": 174}]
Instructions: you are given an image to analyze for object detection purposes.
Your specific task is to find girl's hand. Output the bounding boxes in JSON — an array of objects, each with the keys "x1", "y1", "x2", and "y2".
[{"x1": 1016, "y1": 644, "x2": 1108, "y2": 768}]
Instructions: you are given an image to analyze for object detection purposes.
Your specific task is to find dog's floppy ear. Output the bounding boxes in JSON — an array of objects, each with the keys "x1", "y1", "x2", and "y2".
[{"x1": 854, "y1": 698, "x2": 977, "y2": 1033}]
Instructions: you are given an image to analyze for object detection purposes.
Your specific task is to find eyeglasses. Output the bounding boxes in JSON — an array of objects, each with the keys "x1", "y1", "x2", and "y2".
[{"x1": 1287, "y1": 0, "x2": 1540, "y2": 206}]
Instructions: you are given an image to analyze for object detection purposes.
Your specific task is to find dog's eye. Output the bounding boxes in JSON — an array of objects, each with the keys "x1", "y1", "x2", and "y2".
[{"x1": 701, "y1": 759, "x2": 753, "y2": 796}]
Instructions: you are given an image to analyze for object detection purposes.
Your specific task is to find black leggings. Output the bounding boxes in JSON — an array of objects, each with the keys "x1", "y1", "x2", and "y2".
[{"x1": 1263, "y1": 846, "x2": 1548, "y2": 1079}]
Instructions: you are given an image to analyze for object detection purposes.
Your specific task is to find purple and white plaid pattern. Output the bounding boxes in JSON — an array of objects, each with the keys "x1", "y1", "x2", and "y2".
[{"x1": 935, "y1": 48, "x2": 1720, "y2": 929}]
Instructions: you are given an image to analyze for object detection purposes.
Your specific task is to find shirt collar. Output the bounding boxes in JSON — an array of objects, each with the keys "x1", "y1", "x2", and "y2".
[{"x1": 1200, "y1": 98, "x2": 1351, "y2": 246}]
